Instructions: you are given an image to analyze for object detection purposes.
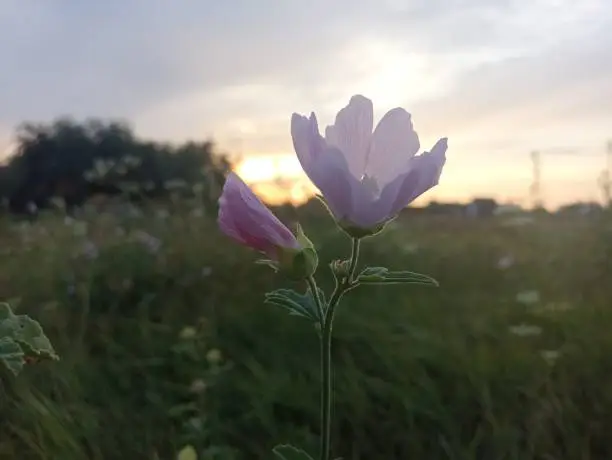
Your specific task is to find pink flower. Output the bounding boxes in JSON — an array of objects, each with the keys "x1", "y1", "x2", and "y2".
[
  {"x1": 291, "y1": 95, "x2": 447, "y2": 232},
  {"x1": 218, "y1": 172, "x2": 299, "y2": 259}
]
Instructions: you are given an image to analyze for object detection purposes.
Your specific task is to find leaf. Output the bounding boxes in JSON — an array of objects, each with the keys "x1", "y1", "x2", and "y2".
[
  {"x1": 272, "y1": 444, "x2": 315, "y2": 460},
  {"x1": 0, "y1": 303, "x2": 58, "y2": 375},
  {"x1": 264, "y1": 287, "x2": 325, "y2": 323},
  {"x1": 356, "y1": 267, "x2": 439, "y2": 287},
  {"x1": 176, "y1": 444, "x2": 198, "y2": 460},
  {"x1": 0, "y1": 337, "x2": 25, "y2": 375}
]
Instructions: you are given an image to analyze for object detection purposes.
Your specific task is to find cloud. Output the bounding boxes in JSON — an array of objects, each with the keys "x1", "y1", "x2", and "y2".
[
  {"x1": 1, "y1": 0, "x2": 610, "y2": 205},
  {"x1": 0, "y1": 0, "x2": 369, "y2": 121}
]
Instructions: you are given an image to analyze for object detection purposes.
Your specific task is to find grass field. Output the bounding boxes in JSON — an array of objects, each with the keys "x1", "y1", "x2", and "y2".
[{"x1": 1, "y1": 203, "x2": 612, "y2": 460}]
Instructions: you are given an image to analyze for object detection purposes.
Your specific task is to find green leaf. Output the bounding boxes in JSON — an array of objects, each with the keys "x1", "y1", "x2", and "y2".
[
  {"x1": 264, "y1": 287, "x2": 325, "y2": 323},
  {"x1": 0, "y1": 337, "x2": 25, "y2": 375},
  {"x1": 272, "y1": 444, "x2": 314, "y2": 460},
  {"x1": 0, "y1": 303, "x2": 58, "y2": 375},
  {"x1": 356, "y1": 267, "x2": 439, "y2": 287}
]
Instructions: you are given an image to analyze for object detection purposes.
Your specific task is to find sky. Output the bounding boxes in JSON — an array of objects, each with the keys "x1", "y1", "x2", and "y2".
[{"x1": 1, "y1": 0, "x2": 611, "y2": 208}]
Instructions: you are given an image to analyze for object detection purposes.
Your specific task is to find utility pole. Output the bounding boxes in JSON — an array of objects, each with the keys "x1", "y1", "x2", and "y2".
[
  {"x1": 599, "y1": 140, "x2": 612, "y2": 207},
  {"x1": 530, "y1": 151, "x2": 543, "y2": 210}
]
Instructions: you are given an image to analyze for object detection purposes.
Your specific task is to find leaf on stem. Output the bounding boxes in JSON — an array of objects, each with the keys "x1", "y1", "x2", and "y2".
[
  {"x1": 264, "y1": 287, "x2": 325, "y2": 323},
  {"x1": 272, "y1": 444, "x2": 315, "y2": 460},
  {"x1": 356, "y1": 267, "x2": 439, "y2": 286},
  {"x1": 0, "y1": 302, "x2": 58, "y2": 375}
]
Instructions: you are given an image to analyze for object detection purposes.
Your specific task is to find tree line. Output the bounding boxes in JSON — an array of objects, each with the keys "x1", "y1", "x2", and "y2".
[{"x1": 0, "y1": 118, "x2": 232, "y2": 214}]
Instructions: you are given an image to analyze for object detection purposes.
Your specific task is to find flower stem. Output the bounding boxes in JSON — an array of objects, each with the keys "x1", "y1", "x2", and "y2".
[
  {"x1": 306, "y1": 276, "x2": 325, "y2": 326},
  {"x1": 319, "y1": 237, "x2": 361, "y2": 460}
]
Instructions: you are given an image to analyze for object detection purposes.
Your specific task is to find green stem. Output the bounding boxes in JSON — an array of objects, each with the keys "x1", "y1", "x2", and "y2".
[
  {"x1": 319, "y1": 237, "x2": 361, "y2": 460},
  {"x1": 306, "y1": 276, "x2": 325, "y2": 327}
]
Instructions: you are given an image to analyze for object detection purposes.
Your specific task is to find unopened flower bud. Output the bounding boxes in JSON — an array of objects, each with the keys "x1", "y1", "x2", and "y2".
[
  {"x1": 330, "y1": 259, "x2": 351, "y2": 278},
  {"x1": 218, "y1": 173, "x2": 318, "y2": 280}
]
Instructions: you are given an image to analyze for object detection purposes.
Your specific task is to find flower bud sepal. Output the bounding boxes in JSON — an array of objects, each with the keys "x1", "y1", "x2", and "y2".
[{"x1": 255, "y1": 224, "x2": 318, "y2": 280}]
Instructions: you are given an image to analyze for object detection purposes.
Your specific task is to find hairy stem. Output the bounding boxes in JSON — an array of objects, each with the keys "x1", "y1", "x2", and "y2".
[
  {"x1": 319, "y1": 237, "x2": 361, "y2": 460},
  {"x1": 307, "y1": 276, "x2": 325, "y2": 327}
]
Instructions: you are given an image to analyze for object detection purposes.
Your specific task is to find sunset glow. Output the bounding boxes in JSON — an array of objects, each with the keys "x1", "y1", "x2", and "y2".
[
  {"x1": 235, "y1": 155, "x2": 316, "y2": 205},
  {"x1": 0, "y1": 1, "x2": 610, "y2": 209}
]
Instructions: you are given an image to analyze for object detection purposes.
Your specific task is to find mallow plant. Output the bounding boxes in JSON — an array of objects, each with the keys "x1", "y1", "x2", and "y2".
[
  {"x1": 218, "y1": 95, "x2": 448, "y2": 460},
  {"x1": 0, "y1": 302, "x2": 58, "y2": 376}
]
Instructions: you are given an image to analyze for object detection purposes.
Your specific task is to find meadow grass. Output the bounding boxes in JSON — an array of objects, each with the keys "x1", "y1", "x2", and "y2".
[{"x1": 1, "y1": 205, "x2": 611, "y2": 459}]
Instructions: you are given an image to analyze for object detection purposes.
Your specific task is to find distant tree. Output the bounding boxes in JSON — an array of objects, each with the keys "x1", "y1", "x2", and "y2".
[{"x1": 0, "y1": 117, "x2": 231, "y2": 214}]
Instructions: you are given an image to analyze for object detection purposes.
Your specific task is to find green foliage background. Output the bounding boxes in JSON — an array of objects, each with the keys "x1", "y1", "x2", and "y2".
[{"x1": 1, "y1": 204, "x2": 612, "y2": 459}]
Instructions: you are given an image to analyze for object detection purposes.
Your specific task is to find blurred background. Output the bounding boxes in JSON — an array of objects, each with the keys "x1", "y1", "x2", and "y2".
[{"x1": 1, "y1": 1, "x2": 612, "y2": 459}]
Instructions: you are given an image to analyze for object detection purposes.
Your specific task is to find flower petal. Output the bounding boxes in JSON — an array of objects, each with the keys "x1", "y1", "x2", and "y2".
[
  {"x1": 324, "y1": 95, "x2": 373, "y2": 179},
  {"x1": 218, "y1": 173, "x2": 298, "y2": 258},
  {"x1": 383, "y1": 138, "x2": 448, "y2": 217},
  {"x1": 366, "y1": 107, "x2": 420, "y2": 187},
  {"x1": 291, "y1": 112, "x2": 326, "y2": 178},
  {"x1": 307, "y1": 146, "x2": 360, "y2": 222}
]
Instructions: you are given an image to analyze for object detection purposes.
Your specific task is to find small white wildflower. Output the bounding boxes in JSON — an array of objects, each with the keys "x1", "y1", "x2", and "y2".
[
  {"x1": 540, "y1": 349, "x2": 560, "y2": 366},
  {"x1": 206, "y1": 349, "x2": 222, "y2": 365},
  {"x1": 497, "y1": 254, "x2": 514, "y2": 270},
  {"x1": 179, "y1": 326, "x2": 197, "y2": 340},
  {"x1": 509, "y1": 324, "x2": 542, "y2": 337},
  {"x1": 128, "y1": 204, "x2": 143, "y2": 218},
  {"x1": 201, "y1": 266, "x2": 212, "y2": 277},
  {"x1": 50, "y1": 196, "x2": 66, "y2": 210},
  {"x1": 93, "y1": 158, "x2": 113, "y2": 177},
  {"x1": 187, "y1": 417, "x2": 204, "y2": 431},
  {"x1": 516, "y1": 290, "x2": 540, "y2": 305},
  {"x1": 84, "y1": 169, "x2": 97, "y2": 181},
  {"x1": 82, "y1": 240, "x2": 99, "y2": 260},
  {"x1": 122, "y1": 155, "x2": 142, "y2": 167},
  {"x1": 156, "y1": 208, "x2": 170, "y2": 220},
  {"x1": 134, "y1": 230, "x2": 161, "y2": 253},
  {"x1": 64, "y1": 216, "x2": 75, "y2": 226},
  {"x1": 26, "y1": 202, "x2": 37, "y2": 214},
  {"x1": 73, "y1": 221, "x2": 88, "y2": 237},
  {"x1": 189, "y1": 379, "x2": 207, "y2": 394}
]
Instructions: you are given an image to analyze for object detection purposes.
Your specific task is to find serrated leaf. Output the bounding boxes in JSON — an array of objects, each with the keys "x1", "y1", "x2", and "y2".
[
  {"x1": 177, "y1": 444, "x2": 198, "y2": 460},
  {"x1": 0, "y1": 337, "x2": 25, "y2": 375},
  {"x1": 272, "y1": 444, "x2": 314, "y2": 460},
  {"x1": 264, "y1": 287, "x2": 324, "y2": 323},
  {"x1": 357, "y1": 267, "x2": 439, "y2": 286},
  {"x1": 0, "y1": 303, "x2": 58, "y2": 375}
]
